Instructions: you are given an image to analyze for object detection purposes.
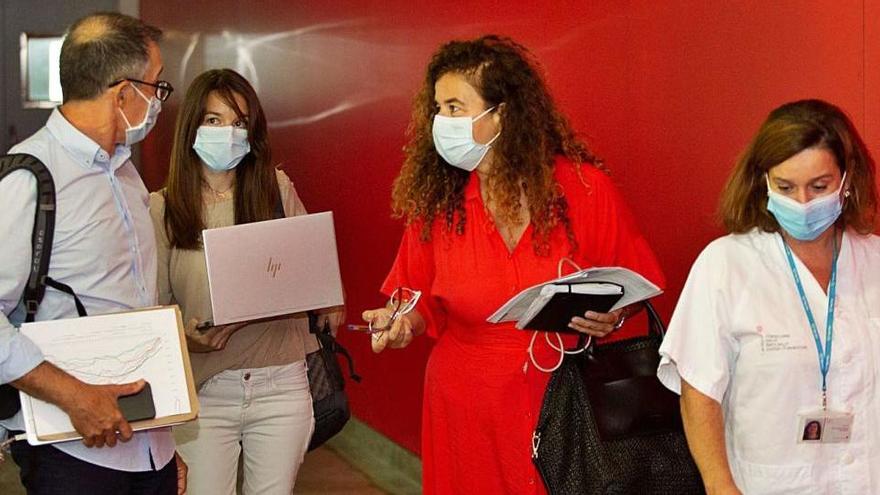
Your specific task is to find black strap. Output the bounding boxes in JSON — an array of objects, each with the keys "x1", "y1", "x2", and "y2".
[
  {"x1": 273, "y1": 178, "x2": 285, "y2": 220},
  {"x1": 643, "y1": 300, "x2": 666, "y2": 337},
  {"x1": 0, "y1": 154, "x2": 88, "y2": 323},
  {"x1": 575, "y1": 300, "x2": 665, "y2": 349},
  {"x1": 331, "y1": 337, "x2": 362, "y2": 383},
  {"x1": 285, "y1": 178, "x2": 360, "y2": 382},
  {"x1": 43, "y1": 277, "x2": 87, "y2": 319},
  {"x1": 308, "y1": 312, "x2": 361, "y2": 382},
  {"x1": 0, "y1": 154, "x2": 56, "y2": 323}
]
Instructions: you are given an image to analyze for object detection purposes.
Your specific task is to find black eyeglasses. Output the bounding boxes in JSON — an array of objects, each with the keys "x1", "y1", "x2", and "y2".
[{"x1": 108, "y1": 78, "x2": 174, "y2": 102}]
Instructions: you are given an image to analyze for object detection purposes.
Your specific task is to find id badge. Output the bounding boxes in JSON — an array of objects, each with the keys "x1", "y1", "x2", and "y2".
[{"x1": 797, "y1": 409, "x2": 854, "y2": 444}]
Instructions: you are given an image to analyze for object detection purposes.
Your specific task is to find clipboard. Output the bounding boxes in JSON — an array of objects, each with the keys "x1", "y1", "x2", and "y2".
[{"x1": 18, "y1": 305, "x2": 199, "y2": 445}]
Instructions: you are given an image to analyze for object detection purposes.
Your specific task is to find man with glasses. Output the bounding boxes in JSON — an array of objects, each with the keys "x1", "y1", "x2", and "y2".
[{"x1": 0, "y1": 12, "x2": 185, "y2": 495}]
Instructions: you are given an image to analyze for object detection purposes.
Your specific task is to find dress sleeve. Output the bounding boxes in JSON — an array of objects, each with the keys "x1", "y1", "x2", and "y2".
[
  {"x1": 657, "y1": 244, "x2": 734, "y2": 404},
  {"x1": 148, "y1": 191, "x2": 174, "y2": 306},
  {"x1": 578, "y1": 169, "x2": 666, "y2": 289},
  {"x1": 380, "y1": 222, "x2": 445, "y2": 338}
]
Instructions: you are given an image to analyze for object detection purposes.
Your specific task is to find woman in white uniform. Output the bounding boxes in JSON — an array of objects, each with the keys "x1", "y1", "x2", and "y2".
[{"x1": 658, "y1": 99, "x2": 880, "y2": 495}]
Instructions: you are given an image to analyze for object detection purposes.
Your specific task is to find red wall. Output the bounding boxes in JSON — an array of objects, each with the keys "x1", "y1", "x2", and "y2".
[{"x1": 140, "y1": 1, "x2": 879, "y2": 454}]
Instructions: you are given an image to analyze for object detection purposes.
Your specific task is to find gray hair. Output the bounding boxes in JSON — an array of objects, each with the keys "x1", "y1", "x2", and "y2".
[{"x1": 59, "y1": 12, "x2": 162, "y2": 102}]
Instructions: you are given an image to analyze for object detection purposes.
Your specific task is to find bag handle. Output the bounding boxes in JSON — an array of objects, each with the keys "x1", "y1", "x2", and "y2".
[
  {"x1": 308, "y1": 312, "x2": 361, "y2": 382},
  {"x1": 276, "y1": 177, "x2": 360, "y2": 383},
  {"x1": 643, "y1": 299, "x2": 666, "y2": 338},
  {"x1": 575, "y1": 299, "x2": 665, "y2": 348}
]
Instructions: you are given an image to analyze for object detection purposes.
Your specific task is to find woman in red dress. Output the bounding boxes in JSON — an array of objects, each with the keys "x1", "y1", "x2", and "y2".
[{"x1": 362, "y1": 35, "x2": 665, "y2": 494}]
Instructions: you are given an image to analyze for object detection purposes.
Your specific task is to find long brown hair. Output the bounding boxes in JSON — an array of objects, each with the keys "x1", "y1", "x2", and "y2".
[
  {"x1": 719, "y1": 99, "x2": 877, "y2": 234},
  {"x1": 392, "y1": 35, "x2": 602, "y2": 255},
  {"x1": 163, "y1": 69, "x2": 279, "y2": 249}
]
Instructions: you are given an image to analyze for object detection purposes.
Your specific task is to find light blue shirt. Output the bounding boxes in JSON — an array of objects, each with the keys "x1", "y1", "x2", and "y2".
[{"x1": 0, "y1": 108, "x2": 174, "y2": 472}]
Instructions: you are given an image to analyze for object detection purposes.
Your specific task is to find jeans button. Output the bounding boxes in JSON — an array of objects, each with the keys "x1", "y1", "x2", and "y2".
[{"x1": 243, "y1": 372, "x2": 251, "y2": 381}]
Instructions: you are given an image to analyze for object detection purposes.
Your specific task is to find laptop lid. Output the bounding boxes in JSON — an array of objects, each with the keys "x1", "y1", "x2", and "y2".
[{"x1": 202, "y1": 211, "x2": 344, "y2": 325}]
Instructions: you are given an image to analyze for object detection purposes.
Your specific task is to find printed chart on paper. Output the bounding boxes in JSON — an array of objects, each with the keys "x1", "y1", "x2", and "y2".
[{"x1": 20, "y1": 307, "x2": 191, "y2": 438}]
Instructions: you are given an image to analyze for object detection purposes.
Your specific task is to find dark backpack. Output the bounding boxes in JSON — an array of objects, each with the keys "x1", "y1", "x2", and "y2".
[{"x1": 0, "y1": 154, "x2": 86, "y2": 419}]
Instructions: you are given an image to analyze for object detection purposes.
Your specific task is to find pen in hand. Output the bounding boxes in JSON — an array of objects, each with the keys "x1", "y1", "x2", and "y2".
[{"x1": 346, "y1": 323, "x2": 387, "y2": 334}]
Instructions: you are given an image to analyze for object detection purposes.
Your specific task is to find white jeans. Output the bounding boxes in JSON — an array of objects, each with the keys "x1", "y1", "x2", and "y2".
[{"x1": 174, "y1": 361, "x2": 314, "y2": 495}]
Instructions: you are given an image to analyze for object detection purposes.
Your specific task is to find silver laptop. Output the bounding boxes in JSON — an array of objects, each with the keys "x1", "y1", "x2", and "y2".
[{"x1": 202, "y1": 211, "x2": 344, "y2": 325}]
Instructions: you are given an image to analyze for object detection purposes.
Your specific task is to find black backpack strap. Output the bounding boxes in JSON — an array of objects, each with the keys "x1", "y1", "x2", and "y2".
[
  {"x1": 0, "y1": 154, "x2": 56, "y2": 323},
  {"x1": 0, "y1": 153, "x2": 87, "y2": 322},
  {"x1": 42, "y1": 277, "x2": 87, "y2": 318}
]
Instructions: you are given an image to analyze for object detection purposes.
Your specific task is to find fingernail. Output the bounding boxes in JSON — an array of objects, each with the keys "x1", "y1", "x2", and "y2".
[{"x1": 585, "y1": 311, "x2": 597, "y2": 318}]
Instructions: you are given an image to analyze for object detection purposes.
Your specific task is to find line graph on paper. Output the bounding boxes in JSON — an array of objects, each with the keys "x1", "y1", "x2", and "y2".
[
  {"x1": 21, "y1": 308, "x2": 193, "y2": 439},
  {"x1": 44, "y1": 337, "x2": 163, "y2": 383}
]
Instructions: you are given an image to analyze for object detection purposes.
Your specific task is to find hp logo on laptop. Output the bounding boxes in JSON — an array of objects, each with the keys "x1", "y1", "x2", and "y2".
[{"x1": 267, "y1": 257, "x2": 281, "y2": 278}]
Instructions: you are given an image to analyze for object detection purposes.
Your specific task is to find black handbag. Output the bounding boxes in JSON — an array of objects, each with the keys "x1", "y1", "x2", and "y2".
[
  {"x1": 305, "y1": 312, "x2": 360, "y2": 451},
  {"x1": 532, "y1": 301, "x2": 705, "y2": 494},
  {"x1": 270, "y1": 182, "x2": 360, "y2": 450}
]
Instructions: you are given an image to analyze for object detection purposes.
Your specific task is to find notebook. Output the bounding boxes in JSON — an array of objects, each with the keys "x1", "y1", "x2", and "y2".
[{"x1": 518, "y1": 282, "x2": 624, "y2": 332}]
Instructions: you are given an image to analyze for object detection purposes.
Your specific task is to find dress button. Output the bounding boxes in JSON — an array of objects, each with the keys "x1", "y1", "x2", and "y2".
[
  {"x1": 243, "y1": 373, "x2": 251, "y2": 381},
  {"x1": 842, "y1": 452, "x2": 854, "y2": 465},
  {"x1": 528, "y1": 478, "x2": 535, "y2": 485}
]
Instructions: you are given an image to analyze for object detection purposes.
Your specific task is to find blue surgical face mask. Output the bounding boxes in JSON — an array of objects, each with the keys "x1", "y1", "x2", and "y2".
[
  {"x1": 766, "y1": 172, "x2": 846, "y2": 241},
  {"x1": 118, "y1": 84, "x2": 161, "y2": 147},
  {"x1": 432, "y1": 106, "x2": 500, "y2": 171},
  {"x1": 193, "y1": 126, "x2": 250, "y2": 172}
]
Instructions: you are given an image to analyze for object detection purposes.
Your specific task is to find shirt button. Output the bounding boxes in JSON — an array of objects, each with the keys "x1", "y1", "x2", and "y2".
[
  {"x1": 243, "y1": 373, "x2": 251, "y2": 381},
  {"x1": 528, "y1": 479, "x2": 535, "y2": 485},
  {"x1": 842, "y1": 452, "x2": 854, "y2": 465}
]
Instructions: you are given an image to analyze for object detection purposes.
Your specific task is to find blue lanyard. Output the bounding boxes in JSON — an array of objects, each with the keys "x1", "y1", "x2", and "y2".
[{"x1": 780, "y1": 233, "x2": 839, "y2": 409}]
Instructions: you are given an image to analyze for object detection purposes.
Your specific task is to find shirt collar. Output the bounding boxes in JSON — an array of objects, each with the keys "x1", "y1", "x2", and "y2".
[{"x1": 46, "y1": 108, "x2": 131, "y2": 172}]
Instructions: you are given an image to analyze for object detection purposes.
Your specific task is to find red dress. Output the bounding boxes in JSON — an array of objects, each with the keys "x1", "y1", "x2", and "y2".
[{"x1": 382, "y1": 157, "x2": 665, "y2": 495}]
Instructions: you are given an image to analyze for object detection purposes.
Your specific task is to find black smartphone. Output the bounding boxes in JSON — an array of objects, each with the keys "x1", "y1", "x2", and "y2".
[{"x1": 117, "y1": 382, "x2": 157, "y2": 422}]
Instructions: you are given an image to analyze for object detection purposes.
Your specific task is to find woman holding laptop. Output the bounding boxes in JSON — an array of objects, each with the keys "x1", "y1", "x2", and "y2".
[
  {"x1": 361, "y1": 36, "x2": 665, "y2": 494},
  {"x1": 149, "y1": 69, "x2": 341, "y2": 495}
]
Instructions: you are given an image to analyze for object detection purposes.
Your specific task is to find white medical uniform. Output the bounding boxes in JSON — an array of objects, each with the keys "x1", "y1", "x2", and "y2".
[{"x1": 658, "y1": 228, "x2": 880, "y2": 494}]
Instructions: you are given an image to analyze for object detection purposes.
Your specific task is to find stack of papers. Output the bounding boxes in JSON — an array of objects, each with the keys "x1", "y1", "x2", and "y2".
[{"x1": 487, "y1": 266, "x2": 662, "y2": 330}]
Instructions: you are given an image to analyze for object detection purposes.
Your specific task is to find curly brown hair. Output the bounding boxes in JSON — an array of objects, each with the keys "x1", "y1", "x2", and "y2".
[
  {"x1": 392, "y1": 35, "x2": 602, "y2": 255},
  {"x1": 719, "y1": 99, "x2": 877, "y2": 234}
]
